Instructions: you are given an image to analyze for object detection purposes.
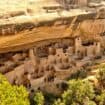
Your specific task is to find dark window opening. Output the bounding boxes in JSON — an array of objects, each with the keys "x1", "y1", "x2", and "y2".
[{"x1": 82, "y1": 41, "x2": 94, "y2": 46}]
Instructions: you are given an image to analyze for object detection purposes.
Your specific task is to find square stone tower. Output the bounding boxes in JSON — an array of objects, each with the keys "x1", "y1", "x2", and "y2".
[{"x1": 75, "y1": 37, "x2": 82, "y2": 55}]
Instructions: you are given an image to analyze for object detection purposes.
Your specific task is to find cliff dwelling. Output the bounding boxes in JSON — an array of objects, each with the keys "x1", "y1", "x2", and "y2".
[{"x1": 0, "y1": 36, "x2": 104, "y2": 93}]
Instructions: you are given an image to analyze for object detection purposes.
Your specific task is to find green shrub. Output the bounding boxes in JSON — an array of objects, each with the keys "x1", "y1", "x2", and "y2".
[
  {"x1": 96, "y1": 90, "x2": 105, "y2": 105},
  {"x1": 0, "y1": 74, "x2": 30, "y2": 105},
  {"x1": 44, "y1": 93, "x2": 57, "y2": 105},
  {"x1": 33, "y1": 91, "x2": 44, "y2": 105},
  {"x1": 97, "y1": 65, "x2": 105, "y2": 89},
  {"x1": 85, "y1": 101, "x2": 96, "y2": 105},
  {"x1": 53, "y1": 79, "x2": 95, "y2": 105},
  {"x1": 70, "y1": 69, "x2": 88, "y2": 79},
  {"x1": 53, "y1": 99, "x2": 65, "y2": 105},
  {"x1": 62, "y1": 80, "x2": 95, "y2": 105}
]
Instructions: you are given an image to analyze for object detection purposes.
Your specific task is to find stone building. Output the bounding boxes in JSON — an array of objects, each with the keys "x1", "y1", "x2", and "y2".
[
  {"x1": 94, "y1": 42, "x2": 101, "y2": 56},
  {"x1": 74, "y1": 37, "x2": 101, "y2": 59},
  {"x1": 75, "y1": 37, "x2": 82, "y2": 57},
  {"x1": 86, "y1": 45, "x2": 95, "y2": 58},
  {"x1": 66, "y1": 46, "x2": 74, "y2": 56}
]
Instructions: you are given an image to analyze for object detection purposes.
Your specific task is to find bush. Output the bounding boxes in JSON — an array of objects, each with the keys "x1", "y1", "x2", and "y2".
[
  {"x1": 33, "y1": 91, "x2": 44, "y2": 105},
  {"x1": 53, "y1": 79, "x2": 95, "y2": 105},
  {"x1": 96, "y1": 90, "x2": 105, "y2": 105},
  {"x1": 44, "y1": 93, "x2": 57, "y2": 105},
  {"x1": 97, "y1": 65, "x2": 105, "y2": 89},
  {"x1": 62, "y1": 80, "x2": 95, "y2": 105},
  {"x1": 0, "y1": 74, "x2": 30, "y2": 105},
  {"x1": 70, "y1": 69, "x2": 88, "y2": 79},
  {"x1": 53, "y1": 99, "x2": 65, "y2": 105}
]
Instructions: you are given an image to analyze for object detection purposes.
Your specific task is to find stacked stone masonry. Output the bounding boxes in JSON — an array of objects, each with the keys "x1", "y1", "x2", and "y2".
[{"x1": 0, "y1": 36, "x2": 105, "y2": 93}]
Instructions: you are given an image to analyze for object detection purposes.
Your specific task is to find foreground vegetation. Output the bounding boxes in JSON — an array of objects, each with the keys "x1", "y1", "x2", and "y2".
[
  {"x1": 0, "y1": 74, "x2": 30, "y2": 105},
  {"x1": 1, "y1": 65, "x2": 105, "y2": 105}
]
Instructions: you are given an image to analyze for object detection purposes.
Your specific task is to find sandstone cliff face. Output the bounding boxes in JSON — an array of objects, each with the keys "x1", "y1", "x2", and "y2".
[
  {"x1": 0, "y1": 18, "x2": 104, "y2": 53},
  {"x1": 74, "y1": 19, "x2": 105, "y2": 41},
  {"x1": 0, "y1": 0, "x2": 105, "y2": 53},
  {"x1": 80, "y1": 19, "x2": 105, "y2": 35}
]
